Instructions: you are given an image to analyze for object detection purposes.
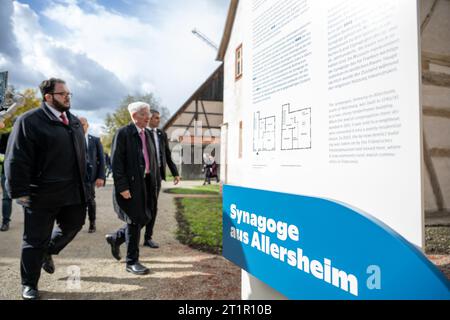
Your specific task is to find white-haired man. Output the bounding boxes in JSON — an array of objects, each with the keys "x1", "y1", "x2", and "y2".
[{"x1": 105, "y1": 102, "x2": 159, "y2": 275}]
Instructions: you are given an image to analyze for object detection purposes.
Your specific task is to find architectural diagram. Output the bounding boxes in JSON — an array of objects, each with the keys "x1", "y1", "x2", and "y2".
[
  {"x1": 253, "y1": 111, "x2": 276, "y2": 152},
  {"x1": 281, "y1": 104, "x2": 311, "y2": 150}
]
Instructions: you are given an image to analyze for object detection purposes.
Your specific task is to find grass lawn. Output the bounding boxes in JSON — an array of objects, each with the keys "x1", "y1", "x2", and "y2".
[
  {"x1": 167, "y1": 184, "x2": 220, "y2": 195},
  {"x1": 175, "y1": 196, "x2": 222, "y2": 254}
]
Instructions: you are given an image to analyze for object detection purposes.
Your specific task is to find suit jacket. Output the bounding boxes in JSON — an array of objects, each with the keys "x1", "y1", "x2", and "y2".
[
  {"x1": 86, "y1": 134, "x2": 106, "y2": 183},
  {"x1": 4, "y1": 103, "x2": 88, "y2": 208},
  {"x1": 0, "y1": 132, "x2": 10, "y2": 175},
  {"x1": 111, "y1": 123, "x2": 159, "y2": 225},
  {"x1": 149, "y1": 128, "x2": 179, "y2": 180}
]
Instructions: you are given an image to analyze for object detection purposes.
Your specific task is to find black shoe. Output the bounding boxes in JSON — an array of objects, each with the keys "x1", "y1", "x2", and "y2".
[
  {"x1": 22, "y1": 286, "x2": 40, "y2": 300},
  {"x1": 126, "y1": 262, "x2": 149, "y2": 275},
  {"x1": 143, "y1": 239, "x2": 159, "y2": 249},
  {"x1": 42, "y1": 253, "x2": 55, "y2": 274},
  {"x1": 105, "y1": 234, "x2": 121, "y2": 261},
  {"x1": 0, "y1": 222, "x2": 9, "y2": 232},
  {"x1": 88, "y1": 221, "x2": 96, "y2": 233}
]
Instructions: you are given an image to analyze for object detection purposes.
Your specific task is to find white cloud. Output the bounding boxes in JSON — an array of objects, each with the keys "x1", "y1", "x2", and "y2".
[
  {"x1": 41, "y1": 0, "x2": 226, "y2": 111},
  {"x1": 74, "y1": 107, "x2": 111, "y2": 136},
  {"x1": 13, "y1": 2, "x2": 61, "y2": 81},
  {"x1": 1, "y1": 0, "x2": 228, "y2": 134}
]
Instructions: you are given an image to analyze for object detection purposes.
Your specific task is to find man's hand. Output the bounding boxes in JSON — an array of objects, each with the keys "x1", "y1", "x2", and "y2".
[
  {"x1": 120, "y1": 190, "x2": 131, "y2": 199},
  {"x1": 16, "y1": 196, "x2": 30, "y2": 207},
  {"x1": 173, "y1": 176, "x2": 181, "y2": 185},
  {"x1": 95, "y1": 179, "x2": 105, "y2": 188}
]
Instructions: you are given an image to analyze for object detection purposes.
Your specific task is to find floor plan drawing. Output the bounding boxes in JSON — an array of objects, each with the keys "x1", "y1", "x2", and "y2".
[
  {"x1": 281, "y1": 104, "x2": 311, "y2": 150},
  {"x1": 253, "y1": 111, "x2": 276, "y2": 152}
]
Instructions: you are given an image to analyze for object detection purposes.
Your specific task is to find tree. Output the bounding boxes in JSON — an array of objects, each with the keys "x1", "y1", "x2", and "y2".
[
  {"x1": 101, "y1": 93, "x2": 170, "y2": 153},
  {"x1": 0, "y1": 88, "x2": 40, "y2": 134}
]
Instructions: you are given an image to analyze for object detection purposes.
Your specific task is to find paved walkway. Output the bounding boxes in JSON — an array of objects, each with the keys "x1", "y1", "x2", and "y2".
[{"x1": 0, "y1": 180, "x2": 240, "y2": 300}]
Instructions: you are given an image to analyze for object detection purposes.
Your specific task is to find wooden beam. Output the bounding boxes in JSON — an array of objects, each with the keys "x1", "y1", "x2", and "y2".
[
  {"x1": 430, "y1": 148, "x2": 450, "y2": 158},
  {"x1": 179, "y1": 136, "x2": 221, "y2": 144},
  {"x1": 201, "y1": 100, "x2": 212, "y2": 133},
  {"x1": 182, "y1": 114, "x2": 196, "y2": 137},
  {"x1": 420, "y1": 0, "x2": 439, "y2": 35},
  {"x1": 423, "y1": 106, "x2": 450, "y2": 119},
  {"x1": 182, "y1": 111, "x2": 223, "y2": 116},
  {"x1": 422, "y1": 51, "x2": 450, "y2": 68},
  {"x1": 163, "y1": 65, "x2": 223, "y2": 131},
  {"x1": 170, "y1": 124, "x2": 221, "y2": 129},
  {"x1": 422, "y1": 70, "x2": 450, "y2": 87},
  {"x1": 423, "y1": 135, "x2": 445, "y2": 211}
]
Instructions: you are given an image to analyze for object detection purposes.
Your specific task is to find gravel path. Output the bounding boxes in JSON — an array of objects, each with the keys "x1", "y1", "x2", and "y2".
[{"x1": 0, "y1": 180, "x2": 240, "y2": 300}]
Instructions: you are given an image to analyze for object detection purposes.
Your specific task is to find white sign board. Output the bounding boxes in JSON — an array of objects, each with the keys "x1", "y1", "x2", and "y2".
[{"x1": 234, "y1": 0, "x2": 423, "y2": 247}]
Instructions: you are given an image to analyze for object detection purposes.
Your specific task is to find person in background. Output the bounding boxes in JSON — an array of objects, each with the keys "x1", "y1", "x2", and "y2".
[
  {"x1": 78, "y1": 117, "x2": 105, "y2": 233},
  {"x1": 0, "y1": 131, "x2": 12, "y2": 231},
  {"x1": 209, "y1": 154, "x2": 219, "y2": 184},
  {"x1": 143, "y1": 110, "x2": 181, "y2": 249},
  {"x1": 203, "y1": 154, "x2": 219, "y2": 185},
  {"x1": 104, "y1": 153, "x2": 112, "y2": 179}
]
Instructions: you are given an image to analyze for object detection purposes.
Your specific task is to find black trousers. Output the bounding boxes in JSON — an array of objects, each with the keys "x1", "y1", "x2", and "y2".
[
  {"x1": 112, "y1": 223, "x2": 142, "y2": 265},
  {"x1": 144, "y1": 177, "x2": 161, "y2": 241},
  {"x1": 86, "y1": 182, "x2": 96, "y2": 222},
  {"x1": 21, "y1": 204, "x2": 86, "y2": 288},
  {"x1": 112, "y1": 174, "x2": 156, "y2": 264}
]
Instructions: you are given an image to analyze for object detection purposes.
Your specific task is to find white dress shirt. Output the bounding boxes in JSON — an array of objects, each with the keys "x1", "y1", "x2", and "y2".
[{"x1": 45, "y1": 102, "x2": 67, "y2": 123}]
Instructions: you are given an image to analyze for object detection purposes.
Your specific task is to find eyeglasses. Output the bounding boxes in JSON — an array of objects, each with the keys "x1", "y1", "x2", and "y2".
[{"x1": 52, "y1": 92, "x2": 73, "y2": 98}]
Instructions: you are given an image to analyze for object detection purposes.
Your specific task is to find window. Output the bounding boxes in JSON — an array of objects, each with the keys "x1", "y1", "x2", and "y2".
[{"x1": 235, "y1": 44, "x2": 243, "y2": 80}]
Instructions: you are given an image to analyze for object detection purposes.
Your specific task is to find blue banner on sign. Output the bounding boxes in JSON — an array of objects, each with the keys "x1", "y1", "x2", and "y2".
[{"x1": 222, "y1": 185, "x2": 450, "y2": 299}]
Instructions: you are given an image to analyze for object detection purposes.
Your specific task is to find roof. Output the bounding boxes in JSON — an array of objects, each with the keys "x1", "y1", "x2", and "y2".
[
  {"x1": 163, "y1": 64, "x2": 223, "y2": 131},
  {"x1": 216, "y1": 0, "x2": 239, "y2": 62}
]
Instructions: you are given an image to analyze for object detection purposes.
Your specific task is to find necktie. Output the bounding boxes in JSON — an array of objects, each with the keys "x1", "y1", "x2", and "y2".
[
  {"x1": 139, "y1": 130, "x2": 150, "y2": 173},
  {"x1": 60, "y1": 113, "x2": 69, "y2": 125}
]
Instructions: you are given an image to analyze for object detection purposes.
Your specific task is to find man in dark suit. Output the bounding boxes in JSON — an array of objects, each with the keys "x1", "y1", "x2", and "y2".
[
  {"x1": 0, "y1": 132, "x2": 12, "y2": 231},
  {"x1": 79, "y1": 117, "x2": 105, "y2": 233},
  {"x1": 143, "y1": 110, "x2": 180, "y2": 248},
  {"x1": 105, "y1": 102, "x2": 159, "y2": 275},
  {"x1": 5, "y1": 78, "x2": 88, "y2": 300},
  {"x1": 104, "y1": 152, "x2": 112, "y2": 178}
]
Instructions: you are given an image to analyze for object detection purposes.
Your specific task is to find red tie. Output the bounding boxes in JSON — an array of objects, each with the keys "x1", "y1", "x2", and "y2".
[{"x1": 60, "y1": 113, "x2": 69, "y2": 125}]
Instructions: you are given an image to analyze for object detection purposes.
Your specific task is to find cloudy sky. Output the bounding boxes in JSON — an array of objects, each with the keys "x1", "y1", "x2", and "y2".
[{"x1": 0, "y1": 0, "x2": 229, "y2": 135}]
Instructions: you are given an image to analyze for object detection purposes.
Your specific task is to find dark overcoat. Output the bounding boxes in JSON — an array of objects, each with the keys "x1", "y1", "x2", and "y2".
[
  {"x1": 4, "y1": 103, "x2": 88, "y2": 208},
  {"x1": 111, "y1": 123, "x2": 159, "y2": 225},
  {"x1": 86, "y1": 134, "x2": 106, "y2": 183}
]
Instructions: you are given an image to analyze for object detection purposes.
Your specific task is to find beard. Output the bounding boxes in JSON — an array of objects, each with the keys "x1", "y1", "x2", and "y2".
[{"x1": 52, "y1": 98, "x2": 70, "y2": 112}]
